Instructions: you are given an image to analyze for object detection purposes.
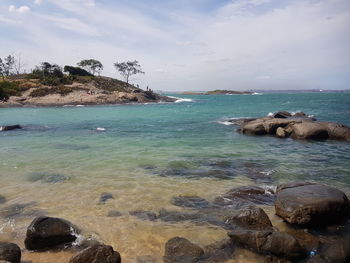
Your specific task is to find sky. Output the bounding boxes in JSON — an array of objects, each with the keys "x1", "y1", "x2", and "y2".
[{"x1": 0, "y1": 0, "x2": 349, "y2": 91}]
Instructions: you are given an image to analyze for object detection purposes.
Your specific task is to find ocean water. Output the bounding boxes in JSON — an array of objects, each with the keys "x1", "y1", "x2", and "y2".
[{"x1": 0, "y1": 92, "x2": 350, "y2": 262}]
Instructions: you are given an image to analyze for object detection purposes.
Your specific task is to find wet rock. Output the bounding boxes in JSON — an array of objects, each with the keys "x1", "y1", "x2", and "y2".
[
  {"x1": 69, "y1": 245, "x2": 121, "y2": 263},
  {"x1": 163, "y1": 237, "x2": 204, "y2": 263},
  {"x1": 0, "y1": 195, "x2": 5, "y2": 204},
  {"x1": 107, "y1": 210, "x2": 123, "y2": 217},
  {"x1": 130, "y1": 210, "x2": 158, "y2": 221},
  {"x1": 228, "y1": 230, "x2": 307, "y2": 260},
  {"x1": 276, "y1": 127, "x2": 289, "y2": 138},
  {"x1": 25, "y1": 216, "x2": 79, "y2": 250},
  {"x1": 136, "y1": 255, "x2": 157, "y2": 263},
  {"x1": 0, "y1": 243, "x2": 21, "y2": 263},
  {"x1": 171, "y1": 196, "x2": 210, "y2": 209},
  {"x1": 99, "y1": 192, "x2": 113, "y2": 204},
  {"x1": 275, "y1": 182, "x2": 350, "y2": 225},
  {"x1": 27, "y1": 173, "x2": 69, "y2": 183},
  {"x1": 224, "y1": 206, "x2": 272, "y2": 230},
  {"x1": 228, "y1": 118, "x2": 257, "y2": 126},
  {"x1": 324, "y1": 122, "x2": 350, "y2": 141},
  {"x1": 307, "y1": 237, "x2": 350, "y2": 263},
  {"x1": 273, "y1": 111, "x2": 292, "y2": 118},
  {"x1": 217, "y1": 186, "x2": 275, "y2": 206},
  {"x1": 0, "y1": 125, "x2": 22, "y2": 132},
  {"x1": 202, "y1": 238, "x2": 234, "y2": 262}
]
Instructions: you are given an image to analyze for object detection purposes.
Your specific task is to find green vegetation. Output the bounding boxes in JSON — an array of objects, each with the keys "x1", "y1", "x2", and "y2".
[
  {"x1": 114, "y1": 60, "x2": 144, "y2": 84},
  {"x1": 77, "y1": 59, "x2": 103, "y2": 76},
  {"x1": 30, "y1": 62, "x2": 73, "y2": 86},
  {"x1": 64, "y1": 66, "x2": 92, "y2": 76},
  {"x1": 0, "y1": 80, "x2": 31, "y2": 101}
]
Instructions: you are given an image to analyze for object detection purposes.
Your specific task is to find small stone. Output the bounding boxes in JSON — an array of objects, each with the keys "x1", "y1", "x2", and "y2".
[
  {"x1": 107, "y1": 210, "x2": 123, "y2": 217},
  {"x1": 99, "y1": 193, "x2": 114, "y2": 204},
  {"x1": 0, "y1": 243, "x2": 21, "y2": 263},
  {"x1": 163, "y1": 237, "x2": 204, "y2": 263},
  {"x1": 69, "y1": 245, "x2": 121, "y2": 263}
]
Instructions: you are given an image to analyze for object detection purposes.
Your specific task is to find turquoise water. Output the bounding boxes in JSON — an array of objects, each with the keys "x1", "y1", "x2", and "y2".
[{"x1": 1, "y1": 93, "x2": 350, "y2": 262}]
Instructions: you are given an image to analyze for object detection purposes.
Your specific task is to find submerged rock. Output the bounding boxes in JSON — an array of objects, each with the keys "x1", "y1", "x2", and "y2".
[
  {"x1": 214, "y1": 186, "x2": 275, "y2": 207},
  {"x1": 171, "y1": 196, "x2": 210, "y2": 209},
  {"x1": 202, "y1": 238, "x2": 235, "y2": 263},
  {"x1": 27, "y1": 172, "x2": 69, "y2": 183},
  {"x1": 107, "y1": 210, "x2": 123, "y2": 217},
  {"x1": 0, "y1": 202, "x2": 43, "y2": 219},
  {"x1": 0, "y1": 195, "x2": 5, "y2": 204},
  {"x1": 228, "y1": 230, "x2": 307, "y2": 260},
  {"x1": 25, "y1": 216, "x2": 79, "y2": 250},
  {"x1": 0, "y1": 125, "x2": 22, "y2": 132},
  {"x1": 275, "y1": 181, "x2": 350, "y2": 225},
  {"x1": 99, "y1": 192, "x2": 114, "y2": 204},
  {"x1": 136, "y1": 255, "x2": 157, "y2": 263},
  {"x1": 163, "y1": 237, "x2": 204, "y2": 263},
  {"x1": 129, "y1": 210, "x2": 158, "y2": 221},
  {"x1": 0, "y1": 243, "x2": 21, "y2": 263},
  {"x1": 69, "y1": 245, "x2": 121, "y2": 263}
]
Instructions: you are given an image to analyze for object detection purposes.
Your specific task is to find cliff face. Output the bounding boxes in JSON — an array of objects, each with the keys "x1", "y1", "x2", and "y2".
[{"x1": 0, "y1": 76, "x2": 175, "y2": 107}]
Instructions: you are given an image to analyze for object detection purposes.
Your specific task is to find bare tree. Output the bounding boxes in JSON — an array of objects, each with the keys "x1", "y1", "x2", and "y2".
[
  {"x1": 114, "y1": 60, "x2": 145, "y2": 84},
  {"x1": 13, "y1": 53, "x2": 27, "y2": 75},
  {"x1": 0, "y1": 55, "x2": 15, "y2": 78}
]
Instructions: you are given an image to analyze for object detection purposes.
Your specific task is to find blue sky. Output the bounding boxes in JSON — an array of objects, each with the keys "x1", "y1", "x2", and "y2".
[{"x1": 0, "y1": 0, "x2": 349, "y2": 91}]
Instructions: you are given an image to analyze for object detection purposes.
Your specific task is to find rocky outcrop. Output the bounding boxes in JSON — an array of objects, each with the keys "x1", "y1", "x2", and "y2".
[
  {"x1": 69, "y1": 245, "x2": 121, "y2": 263},
  {"x1": 275, "y1": 182, "x2": 350, "y2": 225},
  {"x1": 0, "y1": 243, "x2": 21, "y2": 263},
  {"x1": 163, "y1": 237, "x2": 204, "y2": 263},
  {"x1": 228, "y1": 230, "x2": 307, "y2": 260},
  {"x1": 235, "y1": 111, "x2": 350, "y2": 141},
  {"x1": 0, "y1": 125, "x2": 22, "y2": 132},
  {"x1": 24, "y1": 216, "x2": 79, "y2": 250}
]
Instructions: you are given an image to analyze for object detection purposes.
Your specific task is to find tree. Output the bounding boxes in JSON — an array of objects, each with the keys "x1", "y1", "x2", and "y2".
[
  {"x1": 0, "y1": 55, "x2": 15, "y2": 78},
  {"x1": 64, "y1": 65, "x2": 92, "y2": 76},
  {"x1": 77, "y1": 59, "x2": 103, "y2": 76},
  {"x1": 114, "y1": 60, "x2": 144, "y2": 84},
  {"x1": 13, "y1": 53, "x2": 27, "y2": 75}
]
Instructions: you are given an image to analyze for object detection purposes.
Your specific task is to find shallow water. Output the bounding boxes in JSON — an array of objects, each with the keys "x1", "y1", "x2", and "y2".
[{"x1": 1, "y1": 93, "x2": 350, "y2": 262}]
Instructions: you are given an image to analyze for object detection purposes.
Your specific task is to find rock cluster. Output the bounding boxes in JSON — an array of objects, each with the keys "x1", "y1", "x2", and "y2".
[{"x1": 234, "y1": 111, "x2": 350, "y2": 141}]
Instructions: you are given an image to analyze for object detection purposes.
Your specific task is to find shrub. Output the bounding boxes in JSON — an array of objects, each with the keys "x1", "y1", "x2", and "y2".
[
  {"x1": 0, "y1": 80, "x2": 30, "y2": 101},
  {"x1": 30, "y1": 86, "x2": 74, "y2": 97}
]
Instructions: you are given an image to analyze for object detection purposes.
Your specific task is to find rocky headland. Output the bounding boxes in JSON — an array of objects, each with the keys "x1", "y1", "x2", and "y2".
[
  {"x1": 226, "y1": 111, "x2": 350, "y2": 141},
  {"x1": 0, "y1": 75, "x2": 175, "y2": 107}
]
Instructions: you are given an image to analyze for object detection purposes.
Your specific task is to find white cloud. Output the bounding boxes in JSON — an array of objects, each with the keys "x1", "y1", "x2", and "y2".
[
  {"x1": 9, "y1": 5, "x2": 31, "y2": 14},
  {"x1": 34, "y1": 0, "x2": 43, "y2": 5}
]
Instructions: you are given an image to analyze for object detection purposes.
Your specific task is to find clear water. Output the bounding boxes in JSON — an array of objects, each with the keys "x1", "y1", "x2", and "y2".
[{"x1": 0, "y1": 93, "x2": 350, "y2": 262}]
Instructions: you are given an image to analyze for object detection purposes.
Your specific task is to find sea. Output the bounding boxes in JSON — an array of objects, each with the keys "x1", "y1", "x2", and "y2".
[{"x1": 1, "y1": 92, "x2": 350, "y2": 262}]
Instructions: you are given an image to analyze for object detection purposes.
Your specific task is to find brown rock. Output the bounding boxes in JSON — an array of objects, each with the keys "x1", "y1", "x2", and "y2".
[
  {"x1": 275, "y1": 182, "x2": 350, "y2": 225},
  {"x1": 163, "y1": 237, "x2": 204, "y2": 263},
  {"x1": 307, "y1": 237, "x2": 350, "y2": 263},
  {"x1": 0, "y1": 243, "x2": 21, "y2": 263},
  {"x1": 228, "y1": 230, "x2": 307, "y2": 260},
  {"x1": 290, "y1": 122, "x2": 329, "y2": 140},
  {"x1": 69, "y1": 245, "x2": 121, "y2": 263}
]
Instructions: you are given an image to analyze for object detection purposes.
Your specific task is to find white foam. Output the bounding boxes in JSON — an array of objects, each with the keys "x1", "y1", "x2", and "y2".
[
  {"x1": 76, "y1": 105, "x2": 85, "y2": 107},
  {"x1": 96, "y1": 127, "x2": 106, "y2": 131},
  {"x1": 252, "y1": 92, "x2": 263, "y2": 95},
  {"x1": 217, "y1": 121, "x2": 234, "y2": 126},
  {"x1": 168, "y1": 96, "x2": 194, "y2": 103},
  {"x1": 267, "y1": 112, "x2": 274, "y2": 116}
]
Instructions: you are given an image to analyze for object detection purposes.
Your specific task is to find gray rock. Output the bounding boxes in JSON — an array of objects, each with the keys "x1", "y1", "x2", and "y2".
[
  {"x1": 275, "y1": 182, "x2": 350, "y2": 225},
  {"x1": 163, "y1": 237, "x2": 204, "y2": 263},
  {"x1": 69, "y1": 245, "x2": 121, "y2": 263},
  {"x1": 0, "y1": 125, "x2": 22, "y2": 132},
  {"x1": 107, "y1": 210, "x2": 123, "y2": 217},
  {"x1": 25, "y1": 216, "x2": 79, "y2": 250},
  {"x1": 130, "y1": 210, "x2": 158, "y2": 221},
  {"x1": 202, "y1": 238, "x2": 234, "y2": 263},
  {"x1": 0, "y1": 243, "x2": 21, "y2": 263}
]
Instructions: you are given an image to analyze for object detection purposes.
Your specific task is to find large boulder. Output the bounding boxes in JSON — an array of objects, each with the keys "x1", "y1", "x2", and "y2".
[
  {"x1": 290, "y1": 122, "x2": 329, "y2": 140},
  {"x1": 69, "y1": 245, "x2": 121, "y2": 263},
  {"x1": 224, "y1": 206, "x2": 272, "y2": 230},
  {"x1": 24, "y1": 216, "x2": 79, "y2": 250},
  {"x1": 324, "y1": 122, "x2": 350, "y2": 141},
  {"x1": 228, "y1": 230, "x2": 307, "y2": 260},
  {"x1": 163, "y1": 237, "x2": 204, "y2": 263},
  {"x1": 0, "y1": 243, "x2": 21, "y2": 263},
  {"x1": 275, "y1": 182, "x2": 350, "y2": 225}
]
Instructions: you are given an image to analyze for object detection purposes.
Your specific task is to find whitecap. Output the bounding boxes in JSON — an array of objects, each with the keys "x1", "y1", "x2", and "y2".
[
  {"x1": 96, "y1": 127, "x2": 106, "y2": 131},
  {"x1": 168, "y1": 96, "x2": 194, "y2": 103},
  {"x1": 267, "y1": 112, "x2": 274, "y2": 116},
  {"x1": 76, "y1": 105, "x2": 85, "y2": 107},
  {"x1": 217, "y1": 121, "x2": 234, "y2": 126},
  {"x1": 252, "y1": 92, "x2": 263, "y2": 95}
]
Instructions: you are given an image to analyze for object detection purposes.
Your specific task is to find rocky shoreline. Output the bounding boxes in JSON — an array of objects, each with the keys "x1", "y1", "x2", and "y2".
[
  {"x1": 1, "y1": 181, "x2": 349, "y2": 263},
  {"x1": 226, "y1": 111, "x2": 350, "y2": 141}
]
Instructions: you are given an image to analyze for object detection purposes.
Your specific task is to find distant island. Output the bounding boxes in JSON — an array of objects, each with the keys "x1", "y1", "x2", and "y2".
[
  {"x1": 180, "y1": 90, "x2": 253, "y2": 95},
  {"x1": 0, "y1": 59, "x2": 175, "y2": 107}
]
